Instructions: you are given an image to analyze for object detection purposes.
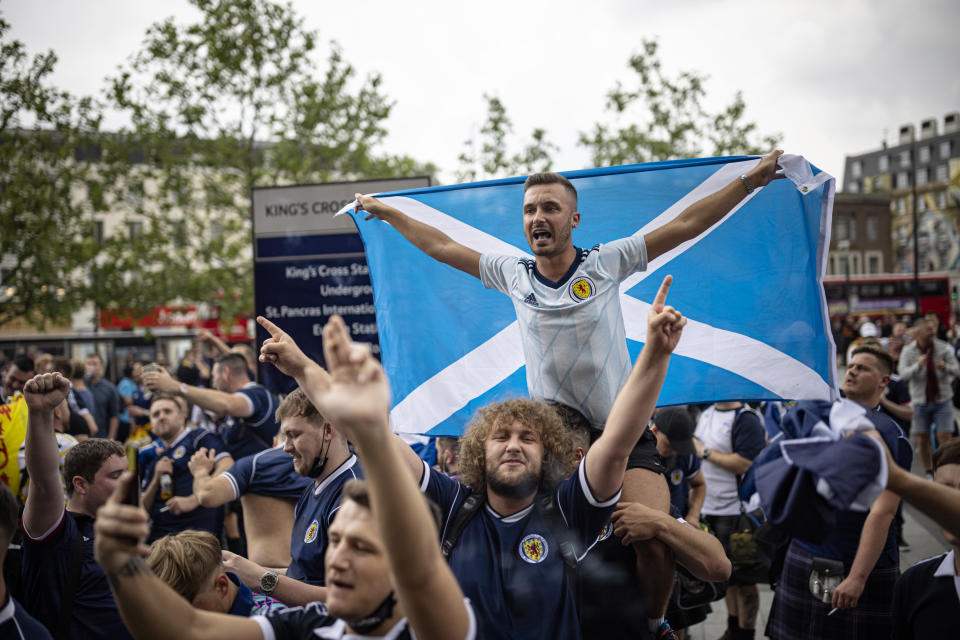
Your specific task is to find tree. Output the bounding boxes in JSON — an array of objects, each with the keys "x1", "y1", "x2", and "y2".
[
  {"x1": 579, "y1": 39, "x2": 780, "y2": 166},
  {"x1": 0, "y1": 18, "x2": 103, "y2": 328},
  {"x1": 98, "y1": 0, "x2": 434, "y2": 319},
  {"x1": 456, "y1": 94, "x2": 557, "y2": 182}
]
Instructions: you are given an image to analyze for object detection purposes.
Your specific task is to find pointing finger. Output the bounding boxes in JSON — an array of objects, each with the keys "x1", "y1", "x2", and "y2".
[
  {"x1": 652, "y1": 275, "x2": 673, "y2": 310},
  {"x1": 256, "y1": 316, "x2": 284, "y2": 339}
]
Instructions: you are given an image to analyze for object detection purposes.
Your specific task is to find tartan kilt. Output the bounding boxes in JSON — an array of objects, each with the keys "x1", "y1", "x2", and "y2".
[{"x1": 766, "y1": 541, "x2": 898, "y2": 640}]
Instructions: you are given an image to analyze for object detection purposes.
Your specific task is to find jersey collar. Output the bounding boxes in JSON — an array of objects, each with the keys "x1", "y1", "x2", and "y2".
[
  {"x1": 314, "y1": 454, "x2": 359, "y2": 496},
  {"x1": 533, "y1": 246, "x2": 586, "y2": 289},
  {"x1": 485, "y1": 501, "x2": 535, "y2": 523}
]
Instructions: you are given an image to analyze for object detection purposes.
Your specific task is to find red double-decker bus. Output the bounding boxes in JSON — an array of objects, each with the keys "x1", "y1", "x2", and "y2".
[{"x1": 823, "y1": 272, "x2": 953, "y2": 323}]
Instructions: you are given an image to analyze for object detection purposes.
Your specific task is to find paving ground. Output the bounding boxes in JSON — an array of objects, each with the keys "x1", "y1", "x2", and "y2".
[{"x1": 682, "y1": 449, "x2": 950, "y2": 639}]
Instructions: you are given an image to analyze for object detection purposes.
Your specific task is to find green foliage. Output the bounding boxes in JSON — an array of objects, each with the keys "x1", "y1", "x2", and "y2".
[
  {"x1": 100, "y1": 0, "x2": 434, "y2": 318},
  {"x1": 0, "y1": 18, "x2": 103, "y2": 327},
  {"x1": 579, "y1": 39, "x2": 781, "y2": 166},
  {"x1": 457, "y1": 94, "x2": 557, "y2": 181}
]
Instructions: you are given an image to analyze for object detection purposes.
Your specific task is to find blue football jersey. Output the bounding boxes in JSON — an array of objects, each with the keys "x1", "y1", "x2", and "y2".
[
  {"x1": 666, "y1": 454, "x2": 701, "y2": 516},
  {"x1": 286, "y1": 455, "x2": 363, "y2": 586},
  {"x1": 140, "y1": 427, "x2": 230, "y2": 541},
  {"x1": 214, "y1": 383, "x2": 281, "y2": 459},
  {"x1": 426, "y1": 460, "x2": 618, "y2": 640},
  {"x1": 20, "y1": 510, "x2": 133, "y2": 640},
  {"x1": 222, "y1": 445, "x2": 312, "y2": 501}
]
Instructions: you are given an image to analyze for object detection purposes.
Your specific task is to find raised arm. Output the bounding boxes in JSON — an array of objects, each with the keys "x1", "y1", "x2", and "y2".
[
  {"x1": 356, "y1": 193, "x2": 482, "y2": 278},
  {"x1": 585, "y1": 275, "x2": 686, "y2": 500},
  {"x1": 143, "y1": 367, "x2": 251, "y2": 418},
  {"x1": 189, "y1": 448, "x2": 238, "y2": 508},
  {"x1": 257, "y1": 315, "x2": 426, "y2": 482},
  {"x1": 644, "y1": 150, "x2": 785, "y2": 262},
  {"x1": 94, "y1": 473, "x2": 261, "y2": 640},
  {"x1": 313, "y1": 315, "x2": 472, "y2": 640},
  {"x1": 22, "y1": 373, "x2": 72, "y2": 536}
]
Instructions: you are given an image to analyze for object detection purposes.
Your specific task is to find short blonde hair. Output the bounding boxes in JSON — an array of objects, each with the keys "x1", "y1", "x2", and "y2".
[
  {"x1": 275, "y1": 387, "x2": 324, "y2": 425},
  {"x1": 147, "y1": 530, "x2": 222, "y2": 602}
]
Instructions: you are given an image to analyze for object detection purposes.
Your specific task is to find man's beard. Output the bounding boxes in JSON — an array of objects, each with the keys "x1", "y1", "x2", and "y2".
[{"x1": 486, "y1": 466, "x2": 540, "y2": 499}]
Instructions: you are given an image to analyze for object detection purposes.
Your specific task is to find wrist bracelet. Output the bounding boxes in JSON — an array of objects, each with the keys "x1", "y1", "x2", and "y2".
[
  {"x1": 178, "y1": 382, "x2": 189, "y2": 396},
  {"x1": 740, "y1": 174, "x2": 755, "y2": 195}
]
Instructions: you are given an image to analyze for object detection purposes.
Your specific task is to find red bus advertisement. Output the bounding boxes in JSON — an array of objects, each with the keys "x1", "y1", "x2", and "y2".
[{"x1": 823, "y1": 272, "x2": 952, "y2": 323}]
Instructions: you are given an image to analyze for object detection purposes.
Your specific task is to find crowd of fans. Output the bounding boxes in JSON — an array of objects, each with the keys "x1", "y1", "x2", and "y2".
[{"x1": 2, "y1": 163, "x2": 960, "y2": 640}]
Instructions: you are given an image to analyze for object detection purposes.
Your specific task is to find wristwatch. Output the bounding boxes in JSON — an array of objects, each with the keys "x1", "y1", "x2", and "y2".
[
  {"x1": 259, "y1": 570, "x2": 279, "y2": 596},
  {"x1": 701, "y1": 448, "x2": 712, "y2": 460},
  {"x1": 739, "y1": 174, "x2": 755, "y2": 195}
]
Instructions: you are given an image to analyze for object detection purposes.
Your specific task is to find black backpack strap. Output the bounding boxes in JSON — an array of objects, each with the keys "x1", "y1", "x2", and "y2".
[
  {"x1": 54, "y1": 513, "x2": 87, "y2": 640},
  {"x1": 440, "y1": 489, "x2": 484, "y2": 559},
  {"x1": 535, "y1": 491, "x2": 579, "y2": 569}
]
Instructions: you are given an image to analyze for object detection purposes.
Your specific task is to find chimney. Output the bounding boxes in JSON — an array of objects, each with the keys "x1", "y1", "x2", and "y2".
[
  {"x1": 945, "y1": 112, "x2": 960, "y2": 134},
  {"x1": 899, "y1": 124, "x2": 915, "y2": 145},
  {"x1": 920, "y1": 118, "x2": 937, "y2": 139}
]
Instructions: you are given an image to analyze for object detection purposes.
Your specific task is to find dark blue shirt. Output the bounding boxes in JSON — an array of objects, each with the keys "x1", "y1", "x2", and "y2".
[
  {"x1": 214, "y1": 383, "x2": 281, "y2": 459},
  {"x1": 286, "y1": 455, "x2": 363, "y2": 586},
  {"x1": 666, "y1": 454, "x2": 701, "y2": 516},
  {"x1": 85, "y1": 378, "x2": 121, "y2": 436},
  {"x1": 130, "y1": 385, "x2": 152, "y2": 427},
  {"x1": 222, "y1": 445, "x2": 312, "y2": 501},
  {"x1": 425, "y1": 460, "x2": 617, "y2": 640},
  {"x1": 0, "y1": 593, "x2": 53, "y2": 640},
  {"x1": 139, "y1": 427, "x2": 230, "y2": 542},
  {"x1": 20, "y1": 510, "x2": 132, "y2": 640},
  {"x1": 795, "y1": 409, "x2": 912, "y2": 568}
]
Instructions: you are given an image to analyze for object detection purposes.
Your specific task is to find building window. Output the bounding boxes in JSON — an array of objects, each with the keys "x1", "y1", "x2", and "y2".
[
  {"x1": 917, "y1": 167, "x2": 929, "y2": 185},
  {"x1": 851, "y1": 160, "x2": 862, "y2": 178},
  {"x1": 835, "y1": 217, "x2": 848, "y2": 241},
  {"x1": 917, "y1": 197, "x2": 927, "y2": 214},
  {"x1": 127, "y1": 221, "x2": 143, "y2": 240},
  {"x1": 878, "y1": 155, "x2": 890, "y2": 172},
  {"x1": 866, "y1": 251, "x2": 882, "y2": 274},
  {"x1": 848, "y1": 216, "x2": 857, "y2": 242},
  {"x1": 848, "y1": 181, "x2": 860, "y2": 193},
  {"x1": 936, "y1": 164, "x2": 949, "y2": 182},
  {"x1": 940, "y1": 140, "x2": 952, "y2": 158},
  {"x1": 897, "y1": 171, "x2": 910, "y2": 188},
  {"x1": 828, "y1": 254, "x2": 837, "y2": 276},
  {"x1": 838, "y1": 255, "x2": 849, "y2": 275},
  {"x1": 918, "y1": 145, "x2": 931, "y2": 163},
  {"x1": 899, "y1": 150, "x2": 911, "y2": 168},
  {"x1": 866, "y1": 215, "x2": 878, "y2": 241},
  {"x1": 938, "y1": 191, "x2": 948, "y2": 209},
  {"x1": 849, "y1": 252, "x2": 862, "y2": 276},
  {"x1": 897, "y1": 198, "x2": 906, "y2": 214}
]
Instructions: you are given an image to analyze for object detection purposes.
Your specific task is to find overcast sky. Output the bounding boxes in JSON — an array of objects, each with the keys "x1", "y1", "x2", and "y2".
[{"x1": 6, "y1": 0, "x2": 959, "y2": 185}]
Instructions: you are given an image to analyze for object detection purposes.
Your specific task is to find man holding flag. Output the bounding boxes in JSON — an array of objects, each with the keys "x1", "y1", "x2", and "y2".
[{"x1": 354, "y1": 149, "x2": 785, "y2": 634}]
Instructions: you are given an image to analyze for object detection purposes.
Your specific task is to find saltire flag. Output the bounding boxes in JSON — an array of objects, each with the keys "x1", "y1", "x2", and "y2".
[{"x1": 339, "y1": 154, "x2": 838, "y2": 437}]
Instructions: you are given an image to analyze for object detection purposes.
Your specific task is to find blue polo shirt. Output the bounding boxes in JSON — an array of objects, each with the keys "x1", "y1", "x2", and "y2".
[
  {"x1": 140, "y1": 427, "x2": 230, "y2": 542},
  {"x1": 214, "y1": 383, "x2": 281, "y2": 459},
  {"x1": 221, "y1": 445, "x2": 312, "y2": 501},
  {"x1": 20, "y1": 510, "x2": 132, "y2": 640},
  {"x1": 425, "y1": 459, "x2": 618, "y2": 640},
  {"x1": 286, "y1": 455, "x2": 363, "y2": 586},
  {"x1": 795, "y1": 408, "x2": 912, "y2": 568}
]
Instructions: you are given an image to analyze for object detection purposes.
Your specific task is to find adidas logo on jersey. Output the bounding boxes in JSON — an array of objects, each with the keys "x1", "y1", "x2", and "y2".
[{"x1": 523, "y1": 293, "x2": 539, "y2": 307}]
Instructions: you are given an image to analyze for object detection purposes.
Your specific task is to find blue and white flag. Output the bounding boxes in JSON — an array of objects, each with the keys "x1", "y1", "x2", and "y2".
[{"x1": 340, "y1": 154, "x2": 838, "y2": 436}]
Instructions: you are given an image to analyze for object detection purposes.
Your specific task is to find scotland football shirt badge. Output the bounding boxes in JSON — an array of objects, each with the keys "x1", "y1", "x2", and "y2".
[
  {"x1": 568, "y1": 277, "x2": 596, "y2": 302},
  {"x1": 519, "y1": 533, "x2": 549, "y2": 563},
  {"x1": 671, "y1": 469, "x2": 684, "y2": 485},
  {"x1": 304, "y1": 519, "x2": 319, "y2": 543},
  {"x1": 597, "y1": 521, "x2": 613, "y2": 542},
  {"x1": 173, "y1": 446, "x2": 187, "y2": 459}
]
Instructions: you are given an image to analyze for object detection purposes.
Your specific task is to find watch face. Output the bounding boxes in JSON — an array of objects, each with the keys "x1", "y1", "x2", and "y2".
[{"x1": 261, "y1": 572, "x2": 279, "y2": 592}]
